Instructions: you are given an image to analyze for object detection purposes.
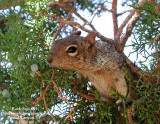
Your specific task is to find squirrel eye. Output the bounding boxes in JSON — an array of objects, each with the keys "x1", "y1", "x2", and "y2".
[
  {"x1": 66, "y1": 45, "x2": 78, "y2": 57},
  {"x1": 66, "y1": 46, "x2": 77, "y2": 53}
]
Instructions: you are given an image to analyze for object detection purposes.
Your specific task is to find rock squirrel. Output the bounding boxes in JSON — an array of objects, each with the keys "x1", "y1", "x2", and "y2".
[{"x1": 47, "y1": 31, "x2": 138, "y2": 101}]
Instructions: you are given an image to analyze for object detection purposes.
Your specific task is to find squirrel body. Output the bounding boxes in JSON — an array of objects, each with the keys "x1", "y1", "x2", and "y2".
[{"x1": 47, "y1": 31, "x2": 136, "y2": 101}]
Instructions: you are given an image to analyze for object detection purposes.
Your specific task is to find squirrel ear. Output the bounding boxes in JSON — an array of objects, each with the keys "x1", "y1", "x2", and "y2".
[
  {"x1": 85, "y1": 31, "x2": 96, "y2": 46},
  {"x1": 71, "y1": 31, "x2": 81, "y2": 36}
]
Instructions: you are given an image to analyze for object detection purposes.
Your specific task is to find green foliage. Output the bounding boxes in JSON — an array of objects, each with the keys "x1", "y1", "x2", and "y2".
[
  {"x1": 133, "y1": 81, "x2": 160, "y2": 123},
  {"x1": 126, "y1": 1, "x2": 160, "y2": 123},
  {"x1": 128, "y1": 1, "x2": 160, "y2": 71},
  {"x1": 0, "y1": 0, "x2": 159, "y2": 123}
]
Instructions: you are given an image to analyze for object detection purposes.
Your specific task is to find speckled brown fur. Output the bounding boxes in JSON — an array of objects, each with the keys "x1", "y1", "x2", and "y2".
[{"x1": 47, "y1": 31, "x2": 138, "y2": 101}]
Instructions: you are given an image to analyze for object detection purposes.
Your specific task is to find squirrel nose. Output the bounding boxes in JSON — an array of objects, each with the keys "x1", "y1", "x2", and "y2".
[{"x1": 47, "y1": 53, "x2": 53, "y2": 63}]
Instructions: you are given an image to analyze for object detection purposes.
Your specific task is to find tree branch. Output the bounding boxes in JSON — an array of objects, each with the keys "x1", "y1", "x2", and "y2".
[
  {"x1": 8, "y1": 111, "x2": 27, "y2": 124},
  {"x1": 116, "y1": 9, "x2": 133, "y2": 17},
  {"x1": 73, "y1": 11, "x2": 96, "y2": 31},
  {"x1": 89, "y1": 7, "x2": 102, "y2": 25},
  {"x1": 116, "y1": 0, "x2": 160, "y2": 52},
  {"x1": 53, "y1": 0, "x2": 77, "y2": 41},
  {"x1": 112, "y1": 0, "x2": 118, "y2": 39},
  {"x1": 119, "y1": 12, "x2": 140, "y2": 51},
  {"x1": 152, "y1": 33, "x2": 160, "y2": 83},
  {"x1": 40, "y1": 10, "x2": 115, "y2": 44},
  {"x1": 115, "y1": 9, "x2": 136, "y2": 42},
  {"x1": 116, "y1": 0, "x2": 150, "y2": 52}
]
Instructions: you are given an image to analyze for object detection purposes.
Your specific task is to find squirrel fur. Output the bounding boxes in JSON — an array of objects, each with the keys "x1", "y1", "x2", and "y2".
[{"x1": 47, "y1": 31, "x2": 138, "y2": 101}]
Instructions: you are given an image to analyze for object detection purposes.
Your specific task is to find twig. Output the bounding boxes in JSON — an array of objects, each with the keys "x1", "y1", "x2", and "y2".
[
  {"x1": 73, "y1": 11, "x2": 96, "y2": 31},
  {"x1": 127, "y1": 107, "x2": 133, "y2": 123},
  {"x1": 152, "y1": 33, "x2": 160, "y2": 83},
  {"x1": 153, "y1": 33, "x2": 160, "y2": 63},
  {"x1": 51, "y1": 80, "x2": 76, "y2": 120},
  {"x1": 123, "y1": 54, "x2": 153, "y2": 83},
  {"x1": 116, "y1": 9, "x2": 133, "y2": 16},
  {"x1": 51, "y1": 69, "x2": 75, "y2": 120},
  {"x1": 29, "y1": 81, "x2": 57, "y2": 123},
  {"x1": 8, "y1": 111, "x2": 28, "y2": 124},
  {"x1": 73, "y1": 89, "x2": 96, "y2": 101},
  {"x1": 42, "y1": 94, "x2": 57, "y2": 122},
  {"x1": 89, "y1": 7, "x2": 102, "y2": 25},
  {"x1": 53, "y1": 0, "x2": 77, "y2": 41},
  {"x1": 40, "y1": 10, "x2": 91, "y2": 32},
  {"x1": 101, "y1": 7, "x2": 114, "y2": 13},
  {"x1": 150, "y1": 66, "x2": 159, "y2": 76},
  {"x1": 70, "y1": 79, "x2": 96, "y2": 101}
]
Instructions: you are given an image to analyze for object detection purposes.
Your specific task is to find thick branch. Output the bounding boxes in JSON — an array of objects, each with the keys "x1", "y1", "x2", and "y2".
[
  {"x1": 116, "y1": 0, "x2": 160, "y2": 52},
  {"x1": 115, "y1": 10, "x2": 136, "y2": 41},
  {"x1": 41, "y1": 10, "x2": 115, "y2": 44},
  {"x1": 112, "y1": 0, "x2": 118, "y2": 39},
  {"x1": 116, "y1": 0, "x2": 148, "y2": 42},
  {"x1": 124, "y1": 54, "x2": 155, "y2": 83},
  {"x1": 119, "y1": 12, "x2": 140, "y2": 51},
  {"x1": 116, "y1": 0, "x2": 150, "y2": 52}
]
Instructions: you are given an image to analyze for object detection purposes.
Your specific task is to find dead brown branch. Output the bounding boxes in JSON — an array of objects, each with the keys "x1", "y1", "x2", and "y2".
[
  {"x1": 119, "y1": 12, "x2": 140, "y2": 51},
  {"x1": 124, "y1": 54, "x2": 154, "y2": 83},
  {"x1": 40, "y1": 9, "x2": 115, "y2": 44},
  {"x1": 70, "y1": 79, "x2": 96, "y2": 101},
  {"x1": 29, "y1": 81, "x2": 57, "y2": 123},
  {"x1": 52, "y1": 68, "x2": 75, "y2": 120},
  {"x1": 116, "y1": 0, "x2": 159, "y2": 52},
  {"x1": 101, "y1": 7, "x2": 114, "y2": 13},
  {"x1": 8, "y1": 111, "x2": 27, "y2": 124},
  {"x1": 112, "y1": 0, "x2": 118, "y2": 39},
  {"x1": 150, "y1": 66, "x2": 159, "y2": 76},
  {"x1": 73, "y1": 89, "x2": 96, "y2": 101},
  {"x1": 116, "y1": 9, "x2": 133, "y2": 16},
  {"x1": 152, "y1": 33, "x2": 160, "y2": 83},
  {"x1": 42, "y1": 83, "x2": 57, "y2": 122},
  {"x1": 73, "y1": 11, "x2": 96, "y2": 31},
  {"x1": 153, "y1": 33, "x2": 160, "y2": 64},
  {"x1": 30, "y1": 68, "x2": 76, "y2": 123},
  {"x1": 117, "y1": 0, "x2": 148, "y2": 52},
  {"x1": 89, "y1": 7, "x2": 102, "y2": 25},
  {"x1": 51, "y1": 70, "x2": 75, "y2": 120},
  {"x1": 53, "y1": 0, "x2": 77, "y2": 41},
  {"x1": 41, "y1": 10, "x2": 90, "y2": 32}
]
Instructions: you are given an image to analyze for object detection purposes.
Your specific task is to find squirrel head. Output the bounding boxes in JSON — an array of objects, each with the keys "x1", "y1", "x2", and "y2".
[{"x1": 47, "y1": 31, "x2": 97, "y2": 70}]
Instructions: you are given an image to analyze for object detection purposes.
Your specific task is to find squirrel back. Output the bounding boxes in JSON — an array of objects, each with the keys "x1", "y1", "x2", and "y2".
[{"x1": 47, "y1": 31, "x2": 138, "y2": 101}]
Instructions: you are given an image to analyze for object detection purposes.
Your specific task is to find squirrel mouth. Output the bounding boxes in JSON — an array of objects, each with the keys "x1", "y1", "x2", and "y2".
[{"x1": 47, "y1": 57, "x2": 52, "y2": 63}]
